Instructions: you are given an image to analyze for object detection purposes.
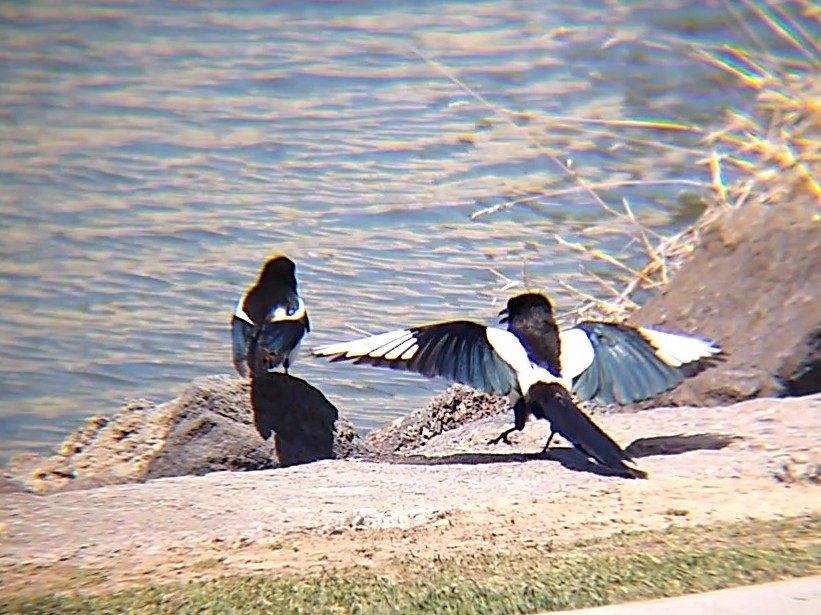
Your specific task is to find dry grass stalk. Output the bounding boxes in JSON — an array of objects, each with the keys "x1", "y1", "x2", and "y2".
[
  {"x1": 566, "y1": 3, "x2": 819, "y2": 319},
  {"x1": 492, "y1": 4, "x2": 818, "y2": 319},
  {"x1": 416, "y1": 3, "x2": 818, "y2": 320}
]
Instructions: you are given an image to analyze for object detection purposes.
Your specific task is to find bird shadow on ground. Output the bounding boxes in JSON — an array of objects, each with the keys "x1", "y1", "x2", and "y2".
[
  {"x1": 388, "y1": 449, "x2": 633, "y2": 478},
  {"x1": 380, "y1": 432, "x2": 741, "y2": 479},
  {"x1": 625, "y1": 433, "x2": 741, "y2": 458},
  {"x1": 250, "y1": 372, "x2": 339, "y2": 467}
]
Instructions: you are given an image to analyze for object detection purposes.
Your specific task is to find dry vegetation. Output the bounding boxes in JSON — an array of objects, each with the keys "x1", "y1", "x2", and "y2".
[{"x1": 433, "y1": 0, "x2": 820, "y2": 320}]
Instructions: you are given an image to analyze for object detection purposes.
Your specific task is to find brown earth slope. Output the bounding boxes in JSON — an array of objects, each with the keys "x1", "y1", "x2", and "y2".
[{"x1": 631, "y1": 200, "x2": 820, "y2": 405}]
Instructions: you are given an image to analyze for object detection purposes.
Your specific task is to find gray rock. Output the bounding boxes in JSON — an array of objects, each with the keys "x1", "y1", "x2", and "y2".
[
  {"x1": 363, "y1": 384, "x2": 510, "y2": 455},
  {"x1": 6, "y1": 374, "x2": 361, "y2": 493},
  {"x1": 782, "y1": 325, "x2": 821, "y2": 397},
  {"x1": 145, "y1": 376, "x2": 277, "y2": 479}
]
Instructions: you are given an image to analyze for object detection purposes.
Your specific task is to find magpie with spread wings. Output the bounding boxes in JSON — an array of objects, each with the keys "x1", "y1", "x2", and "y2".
[{"x1": 314, "y1": 292, "x2": 720, "y2": 479}]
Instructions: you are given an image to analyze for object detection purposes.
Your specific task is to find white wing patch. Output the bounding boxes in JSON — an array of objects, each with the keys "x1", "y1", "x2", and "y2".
[
  {"x1": 316, "y1": 324, "x2": 567, "y2": 396},
  {"x1": 558, "y1": 328, "x2": 596, "y2": 379},
  {"x1": 485, "y1": 328, "x2": 531, "y2": 373},
  {"x1": 271, "y1": 297, "x2": 307, "y2": 322},
  {"x1": 313, "y1": 329, "x2": 420, "y2": 361},
  {"x1": 485, "y1": 327, "x2": 561, "y2": 394},
  {"x1": 383, "y1": 336, "x2": 417, "y2": 360},
  {"x1": 638, "y1": 327, "x2": 721, "y2": 367},
  {"x1": 233, "y1": 297, "x2": 254, "y2": 325}
]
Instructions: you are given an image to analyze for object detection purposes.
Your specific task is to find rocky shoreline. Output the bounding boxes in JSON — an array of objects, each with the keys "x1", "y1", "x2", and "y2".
[
  {"x1": 0, "y1": 198, "x2": 819, "y2": 600},
  {"x1": 4, "y1": 198, "x2": 818, "y2": 495}
]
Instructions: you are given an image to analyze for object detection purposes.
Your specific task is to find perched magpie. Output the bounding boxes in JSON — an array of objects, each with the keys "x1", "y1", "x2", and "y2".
[
  {"x1": 314, "y1": 292, "x2": 720, "y2": 478},
  {"x1": 231, "y1": 255, "x2": 310, "y2": 378}
]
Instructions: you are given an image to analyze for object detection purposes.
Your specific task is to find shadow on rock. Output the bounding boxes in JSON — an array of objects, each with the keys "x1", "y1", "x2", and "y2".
[
  {"x1": 5, "y1": 374, "x2": 361, "y2": 493},
  {"x1": 625, "y1": 433, "x2": 740, "y2": 458},
  {"x1": 250, "y1": 372, "x2": 357, "y2": 467}
]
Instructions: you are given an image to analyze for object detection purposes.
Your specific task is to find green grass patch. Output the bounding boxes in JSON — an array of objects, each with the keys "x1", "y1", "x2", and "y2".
[{"x1": 3, "y1": 515, "x2": 820, "y2": 615}]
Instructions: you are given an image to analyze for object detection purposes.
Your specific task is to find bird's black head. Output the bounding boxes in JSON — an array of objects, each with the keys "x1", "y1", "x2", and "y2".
[
  {"x1": 241, "y1": 255, "x2": 302, "y2": 324},
  {"x1": 498, "y1": 292, "x2": 554, "y2": 324},
  {"x1": 499, "y1": 292, "x2": 561, "y2": 376},
  {"x1": 257, "y1": 255, "x2": 298, "y2": 290}
]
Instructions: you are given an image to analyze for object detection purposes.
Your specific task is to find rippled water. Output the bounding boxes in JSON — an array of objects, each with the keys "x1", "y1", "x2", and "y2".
[{"x1": 0, "y1": 0, "x2": 812, "y2": 461}]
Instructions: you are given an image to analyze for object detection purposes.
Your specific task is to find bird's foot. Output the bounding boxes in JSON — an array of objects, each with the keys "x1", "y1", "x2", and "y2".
[{"x1": 488, "y1": 428, "x2": 517, "y2": 447}]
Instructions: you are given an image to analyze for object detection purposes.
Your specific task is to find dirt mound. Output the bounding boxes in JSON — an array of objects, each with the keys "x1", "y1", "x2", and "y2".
[
  {"x1": 363, "y1": 384, "x2": 510, "y2": 454},
  {"x1": 630, "y1": 200, "x2": 820, "y2": 406},
  {"x1": 5, "y1": 375, "x2": 360, "y2": 493}
]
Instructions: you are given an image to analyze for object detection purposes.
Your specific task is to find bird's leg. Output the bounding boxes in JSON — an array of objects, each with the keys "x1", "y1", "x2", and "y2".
[
  {"x1": 540, "y1": 429, "x2": 557, "y2": 454},
  {"x1": 512, "y1": 397, "x2": 529, "y2": 431},
  {"x1": 488, "y1": 427, "x2": 517, "y2": 446},
  {"x1": 283, "y1": 357, "x2": 290, "y2": 374},
  {"x1": 488, "y1": 397, "x2": 529, "y2": 446},
  {"x1": 248, "y1": 336, "x2": 264, "y2": 376}
]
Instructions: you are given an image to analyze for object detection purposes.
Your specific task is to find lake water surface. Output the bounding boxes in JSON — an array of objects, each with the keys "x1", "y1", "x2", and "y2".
[{"x1": 0, "y1": 0, "x2": 813, "y2": 461}]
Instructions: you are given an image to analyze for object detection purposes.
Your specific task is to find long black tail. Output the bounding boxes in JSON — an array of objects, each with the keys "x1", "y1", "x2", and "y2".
[{"x1": 526, "y1": 382, "x2": 647, "y2": 479}]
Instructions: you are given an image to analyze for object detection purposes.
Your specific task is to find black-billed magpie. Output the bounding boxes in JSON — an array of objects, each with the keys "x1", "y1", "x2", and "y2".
[
  {"x1": 231, "y1": 255, "x2": 310, "y2": 378},
  {"x1": 314, "y1": 292, "x2": 721, "y2": 478}
]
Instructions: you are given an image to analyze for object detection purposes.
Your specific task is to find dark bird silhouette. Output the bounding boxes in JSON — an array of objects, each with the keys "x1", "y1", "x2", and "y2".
[
  {"x1": 231, "y1": 255, "x2": 310, "y2": 378},
  {"x1": 314, "y1": 292, "x2": 721, "y2": 479}
]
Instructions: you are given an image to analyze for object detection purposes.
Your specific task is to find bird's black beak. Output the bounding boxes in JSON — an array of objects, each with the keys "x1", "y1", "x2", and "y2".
[{"x1": 498, "y1": 307, "x2": 509, "y2": 324}]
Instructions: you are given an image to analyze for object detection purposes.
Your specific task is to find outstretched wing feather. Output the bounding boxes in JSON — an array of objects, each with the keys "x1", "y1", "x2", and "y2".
[
  {"x1": 314, "y1": 321, "x2": 518, "y2": 396},
  {"x1": 569, "y1": 322, "x2": 687, "y2": 404}
]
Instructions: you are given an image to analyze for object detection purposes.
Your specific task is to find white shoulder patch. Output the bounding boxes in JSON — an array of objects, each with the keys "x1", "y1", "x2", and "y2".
[
  {"x1": 558, "y1": 327, "x2": 596, "y2": 379},
  {"x1": 271, "y1": 297, "x2": 307, "y2": 322},
  {"x1": 313, "y1": 329, "x2": 419, "y2": 361},
  {"x1": 485, "y1": 327, "x2": 562, "y2": 394},
  {"x1": 233, "y1": 297, "x2": 254, "y2": 325},
  {"x1": 485, "y1": 328, "x2": 531, "y2": 373},
  {"x1": 638, "y1": 327, "x2": 721, "y2": 367}
]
